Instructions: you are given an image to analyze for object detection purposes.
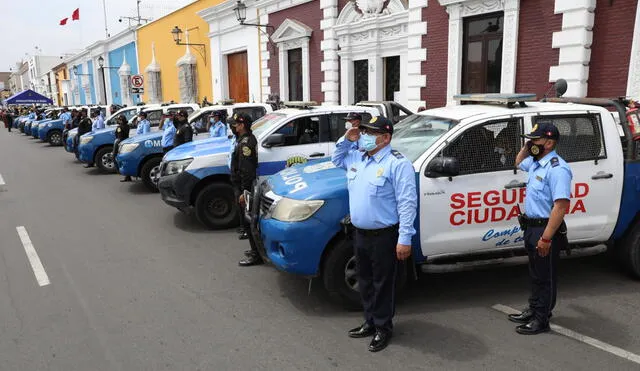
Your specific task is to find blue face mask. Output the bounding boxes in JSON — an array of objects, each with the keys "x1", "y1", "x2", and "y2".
[
  {"x1": 210, "y1": 118, "x2": 216, "y2": 124},
  {"x1": 358, "y1": 133, "x2": 378, "y2": 152}
]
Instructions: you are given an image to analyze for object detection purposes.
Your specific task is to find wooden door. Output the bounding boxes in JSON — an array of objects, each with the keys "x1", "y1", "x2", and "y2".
[{"x1": 227, "y1": 51, "x2": 249, "y2": 102}]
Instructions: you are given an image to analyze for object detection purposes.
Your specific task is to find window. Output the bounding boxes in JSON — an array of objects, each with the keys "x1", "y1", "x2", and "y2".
[
  {"x1": 443, "y1": 119, "x2": 522, "y2": 175},
  {"x1": 233, "y1": 107, "x2": 267, "y2": 123},
  {"x1": 384, "y1": 56, "x2": 400, "y2": 101},
  {"x1": 146, "y1": 110, "x2": 162, "y2": 127},
  {"x1": 329, "y1": 112, "x2": 373, "y2": 141},
  {"x1": 462, "y1": 12, "x2": 503, "y2": 94},
  {"x1": 354, "y1": 60, "x2": 369, "y2": 104},
  {"x1": 275, "y1": 115, "x2": 329, "y2": 146},
  {"x1": 533, "y1": 114, "x2": 606, "y2": 163},
  {"x1": 288, "y1": 49, "x2": 303, "y2": 101}
]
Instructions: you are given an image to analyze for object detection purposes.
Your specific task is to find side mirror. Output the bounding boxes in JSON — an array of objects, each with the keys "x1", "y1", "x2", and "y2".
[
  {"x1": 425, "y1": 156, "x2": 460, "y2": 178},
  {"x1": 262, "y1": 133, "x2": 285, "y2": 148}
]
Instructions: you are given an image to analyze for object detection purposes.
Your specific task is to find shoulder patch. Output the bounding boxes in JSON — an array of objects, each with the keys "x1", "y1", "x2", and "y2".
[
  {"x1": 242, "y1": 146, "x2": 252, "y2": 157},
  {"x1": 391, "y1": 149, "x2": 404, "y2": 159},
  {"x1": 550, "y1": 157, "x2": 559, "y2": 167},
  {"x1": 240, "y1": 137, "x2": 249, "y2": 144}
]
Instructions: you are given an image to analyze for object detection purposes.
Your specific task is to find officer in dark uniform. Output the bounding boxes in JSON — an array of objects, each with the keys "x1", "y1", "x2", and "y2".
[
  {"x1": 508, "y1": 122, "x2": 572, "y2": 335},
  {"x1": 332, "y1": 116, "x2": 417, "y2": 352},
  {"x1": 4, "y1": 109, "x2": 13, "y2": 132},
  {"x1": 172, "y1": 110, "x2": 193, "y2": 148},
  {"x1": 77, "y1": 109, "x2": 94, "y2": 166},
  {"x1": 230, "y1": 113, "x2": 261, "y2": 266},
  {"x1": 111, "y1": 115, "x2": 132, "y2": 182}
]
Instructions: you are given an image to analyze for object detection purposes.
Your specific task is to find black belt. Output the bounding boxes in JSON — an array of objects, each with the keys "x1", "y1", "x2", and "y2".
[
  {"x1": 355, "y1": 224, "x2": 399, "y2": 236},
  {"x1": 524, "y1": 216, "x2": 549, "y2": 227}
]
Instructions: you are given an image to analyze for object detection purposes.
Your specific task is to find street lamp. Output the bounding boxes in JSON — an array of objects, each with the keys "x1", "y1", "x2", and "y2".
[
  {"x1": 97, "y1": 56, "x2": 119, "y2": 106},
  {"x1": 170, "y1": 26, "x2": 208, "y2": 66},
  {"x1": 232, "y1": 1, "x2": 273, "y2": 30}
]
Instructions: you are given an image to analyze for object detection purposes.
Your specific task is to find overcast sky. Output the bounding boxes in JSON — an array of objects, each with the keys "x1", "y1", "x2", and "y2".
[{"x1": 0, "y1": 0, "x2": 194, "y2": 71}]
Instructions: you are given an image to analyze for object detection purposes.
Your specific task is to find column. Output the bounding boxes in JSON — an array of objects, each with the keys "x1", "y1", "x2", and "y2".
[
  {"x1": 320, "y1": 0, "x2": 340, "y2": 105},
  {"x1": 118, "y1": 54, "x2": 133, "y2": 106},
  {"x1": 406, "y1": 0, "x2": 427, "y2": 111},
  {"x1": 627, "y1": 2, "x2": 640, "y2": 98}
]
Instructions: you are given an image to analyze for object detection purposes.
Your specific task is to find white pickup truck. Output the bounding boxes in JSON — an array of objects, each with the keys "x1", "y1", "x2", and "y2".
[{"x1": 248, "y1": 94, "x2": 640, "y2": 307}]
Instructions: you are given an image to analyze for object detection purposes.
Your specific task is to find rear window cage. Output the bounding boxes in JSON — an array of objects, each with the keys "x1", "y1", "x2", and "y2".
[{"x1": 533, "y1": 113, "x2": 607, "y2": 163}]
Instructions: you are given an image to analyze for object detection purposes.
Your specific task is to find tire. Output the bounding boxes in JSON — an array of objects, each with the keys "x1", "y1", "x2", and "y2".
[
  {"x1": 47, "y1": 130, "x2": 63, "y2": 146},
  {"x1": 322, "y1": 234, "x2": 408, "y2": 310},
  {"x1": 194, "y1": 182, "x2": 239, "y2": 230},
  {"x1": 95, "y1": 146, "x2": 116, "y2": 174},
  {"x1": 621, "y1": 222, "x2": 640, "y2": 278},
  {"x1": 140, "y1": 157, "x2": 162, "y2": 193}
]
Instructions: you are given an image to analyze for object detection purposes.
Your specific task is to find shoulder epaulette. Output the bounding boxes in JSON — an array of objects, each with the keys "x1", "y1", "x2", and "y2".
[
  {"x1": 550, "y1": 157, "x2": 559, "y2": 167},
  {"x1": 391, "y1": 149, "x2": 404, "y2": 159}
]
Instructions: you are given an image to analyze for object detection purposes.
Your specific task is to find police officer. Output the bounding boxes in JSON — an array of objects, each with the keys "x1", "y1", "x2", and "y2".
[
  {"x1": 77, "y1": 109, "x2": 94, "y2": 168},
  {"x1": 338, "y1": 112, "x2": 363, "y2": 149},
  {"x1": 92, "y1": 109, "x2": 105, "y2": 131},
  {"x1": 172, "y1": 110, "x2": 193, "y2": 148},
  {"x1": 508, "y1": 122, "x2": 572, "y2": 335},
  {"x1": 161, "y1": 113, "x2": 176, "y2": 153},
  {"x1": 111, "y1": 115, "x2": 132, "y2": 182},
  {"x1": 208, "y1": 111, "x2": 226, "y2": 138},
  {"x1": 4, "y1": 109, "x2": 13, "y2": 133},
  {"x1": 136, "y1": 112, "x2": 151, "y2": 135},
  {"x1": 230, "y1": 113, "x2": 260, "y2": 266},
  {"x1": 332, "y1": 116, "x2": 417, "y2": 352}
]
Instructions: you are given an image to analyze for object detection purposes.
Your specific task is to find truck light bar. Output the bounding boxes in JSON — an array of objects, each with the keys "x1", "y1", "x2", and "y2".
[
  {"x1": 282, "y1": 101, "x2": 319, "y2": 109},
  {"x1": 453, "y1": 93, "x2": 536, "y2": 108}
]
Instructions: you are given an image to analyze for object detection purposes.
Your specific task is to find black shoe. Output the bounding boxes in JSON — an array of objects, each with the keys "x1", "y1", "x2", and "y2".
[
  {"x1": 236, "y1": 227, "x2": 246, "y2": 234},
  {"x1": 238, "y1": 254, "x2": 263, "y2": 267},
  {"x1": 348, "y1": 323, "x2": 375, "y2": 338},
  {"x1": 83, "y1": 164, "x2": 94, "y2": 168},
  {"x1": 508, "y1": 308, "x2": 534, "y2": 324},
  {"x1": 244, "y1": 250, "x2": 255, "y2": 257},
  {"x1": 238, "y1": 232, "x2": 249, "y2": 240},
  {"x1": 368, "y1": 330, "x2": 392, "y2": 352},
  {"x1": 516, "y1": 319, "x2": 550, "y2": 335},
  {"x1": 120, "y1": 176, "x2": 132, "y2": 182}
]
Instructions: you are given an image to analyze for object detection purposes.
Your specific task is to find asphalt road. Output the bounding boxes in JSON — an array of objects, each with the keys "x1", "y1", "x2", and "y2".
[{"x1": 1, "y1": 127, "x2": 640, "y2": 370}]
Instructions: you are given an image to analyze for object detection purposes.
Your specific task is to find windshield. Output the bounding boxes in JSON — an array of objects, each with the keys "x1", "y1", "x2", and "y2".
[
  {"x1": 392, "y1": 114, "x2": 457, "y2": 162},
  {"x1": 251, "y1": 113, "x2": 288, "y2": 138}
]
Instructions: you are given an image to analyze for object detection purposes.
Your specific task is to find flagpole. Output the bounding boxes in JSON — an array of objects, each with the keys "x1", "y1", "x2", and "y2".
[{"x1": 102, "y1": 0, "x2": 109, "y2": 38}]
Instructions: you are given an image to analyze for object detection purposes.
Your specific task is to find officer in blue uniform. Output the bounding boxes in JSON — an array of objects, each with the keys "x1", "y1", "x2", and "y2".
[
  {"x1": 161, "y1": 113, "x2": 176, "y2": 153},
  {"x1": 136, "y1": 112, "x2": 151, "y2": 135},
  {"x1": 336, "y1": 112, "x2": 362, "y2": 149},
  {"x1": 208, "y1": 112, "x2": 226, "y2": 138},
  {"x1": 332, "y1": 116, "x2": 417, "y2": 352},
  {"x1": 509, "y1": 122, "x2": 572, "y2": 335}
]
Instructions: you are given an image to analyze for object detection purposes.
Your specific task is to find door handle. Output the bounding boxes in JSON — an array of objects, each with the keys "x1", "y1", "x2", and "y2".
[
  {"x1": 504, "y1": 181, "x2": 527, "y2": 189},
  {"x1": 591, "y1": 172, "x2": 613, "y2": 180},
  {"x1": 309, "y1": 152, "x2": 325, "y2": 158}
]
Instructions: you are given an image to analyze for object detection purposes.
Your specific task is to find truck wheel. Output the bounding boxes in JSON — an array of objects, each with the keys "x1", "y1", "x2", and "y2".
[
  {"x1": 621, "y1": 222, "x2": 640, "y2": 278},
  {"x1": 323, "y1": 235, "x2": 408, "y2": 310},
  {"x1": 140, "y1": 157, "x2": 162, "y2": 193},
  {"x1": 95, "y1": 146, "x2": 116, "y2": 174},
  {"x1": 47, "y1": 130, "x2": 63, "y2": 146},
  {"x1": 194, "y1": 182, "x2": 239, "y2": 230}
]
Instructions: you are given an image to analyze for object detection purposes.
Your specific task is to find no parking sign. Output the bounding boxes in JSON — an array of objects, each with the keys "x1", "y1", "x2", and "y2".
[{"x1": 130, "y1": 74, "x2": 144, "y2": 94}]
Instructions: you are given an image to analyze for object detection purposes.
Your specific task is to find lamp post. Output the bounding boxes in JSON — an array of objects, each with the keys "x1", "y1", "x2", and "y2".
[
  {"x1": 98, "y1": 56, "x2": 107, "y2": 105},
  {"x1": 232, "y1": 1, "x2": 275, "y2": 54},
  {"x1": 170, "y1": 26, "x2": 208, "y2": 66}
]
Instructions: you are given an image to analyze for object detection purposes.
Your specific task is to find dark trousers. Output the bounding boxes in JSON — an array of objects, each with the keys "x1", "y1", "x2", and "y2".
[
  {"x1": 524, "y1": 223, "x2": 567, "y2": 323},
  {"x1": 112, "y1": 139, "x2": 122, "y2": 157},
  {"x1": 354, "y1": 227, "x2": 398, "y2": 333},
  {"x1": 163, "y1": 146, "x2": 173, "y2": 153}
]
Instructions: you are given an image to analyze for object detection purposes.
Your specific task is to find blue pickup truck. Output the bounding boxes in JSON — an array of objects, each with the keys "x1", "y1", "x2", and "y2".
[
  {"x1": 158, "y1": 103, "x2": 380, "y2": 230},
  {"x1": 64, "y1": 105, "x2": 139, "y2": 155},
  {"x1": 115, "y1": 103, "x2": 271, "y2": 192},
  {"x1": 248, "y1": 94, "x2": 640, "y2": 307},
  {"x1": 37, "y1": 118, "x2": 65, "y2": 145}
]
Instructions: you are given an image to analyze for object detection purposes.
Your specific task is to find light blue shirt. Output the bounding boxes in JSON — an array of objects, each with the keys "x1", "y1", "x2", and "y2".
[
  {"x1": 209, "y1": 121, "x2": 226, "y2": 138},
  {"x1": 162, "y1": 120, "x2": 176, "y2": 148},
  {"x1": 332, "y1": 138, "x2": 417, "y2": 246},
  {"x1": 92, "y1": 115, "x2": 105, "y2": 131},
  {"x1": 136, "y1": 119, "x2": 151, "y2": 135},
  {"x1": 28, "y1": 112, "x2": 36, "y2": 120},
  {"x1": 227, "y1": 135, "x2": 237, "y2": 169},
  {"x1": 520, "y1": 150, "x2": 573, "y2": 218},
  {"x1": 60, "y1": 112, "x2": 72, "y2": 126}
]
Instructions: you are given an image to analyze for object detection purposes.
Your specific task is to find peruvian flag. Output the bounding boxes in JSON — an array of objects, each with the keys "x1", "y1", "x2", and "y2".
[
  {"x1": 59, "y1": 18, "x2": 68, "y2": 26},
  {"x1": 72, "y1": 8, "x2": 80, "y2": 21}
]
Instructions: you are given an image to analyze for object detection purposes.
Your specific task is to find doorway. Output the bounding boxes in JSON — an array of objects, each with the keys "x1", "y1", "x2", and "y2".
[
  {"x1": 354, "y1": 59, "x2": 368, "y2": 104},
  {"x1": 227, "y1": 51, "x2": 249, "y2": 102},
  {"x1": 462, "y1": 12, "x2": 504, "y2": 94},
  {"x1": 384, "y1": 56, "x2": 400, "y2": 101}
]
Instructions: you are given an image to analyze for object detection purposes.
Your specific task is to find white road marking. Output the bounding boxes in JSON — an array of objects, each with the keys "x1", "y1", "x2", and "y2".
[
  {"x1": 0, "y1": 173, "x2": 5, "y2": 192},
  {"x1": 493, "y1": 304, "x2": 640, "y2": 365},
  {"x1": 16, "y1": 226, "x2": 50, "y2": 287}
]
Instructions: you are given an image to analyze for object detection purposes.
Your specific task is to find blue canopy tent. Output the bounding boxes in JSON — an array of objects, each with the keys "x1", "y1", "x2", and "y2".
[{"x1": 5, "y1": 89, "x2": 53, "y2": 105}]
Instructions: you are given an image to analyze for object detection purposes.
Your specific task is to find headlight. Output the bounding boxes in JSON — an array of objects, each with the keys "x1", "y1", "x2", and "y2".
[
  {"x1": 163, "y1": 158, "x2": 193, "y2": 176},
  {"x1": 79, "y1": 136, "x2": 93, "y2": 145},
  {"x1": 271, "y1": 197, "x2": 324, "y2": 222},
  {"x1": 119, "y1": 143, "x2": 139, "y2": 153}
]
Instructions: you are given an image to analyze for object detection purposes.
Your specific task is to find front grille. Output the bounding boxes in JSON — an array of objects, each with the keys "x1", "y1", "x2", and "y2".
[{"x1": 260, "y1": 193, "x2": 274, "y2": 215}]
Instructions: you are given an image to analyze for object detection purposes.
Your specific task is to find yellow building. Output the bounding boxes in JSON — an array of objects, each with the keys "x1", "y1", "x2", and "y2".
[
  {"x1": 52, "y1": 64, "x2": 68, "y2": 106},
  {"x1": 137, "y1": 0, "x2": 223, "y2": 104}
]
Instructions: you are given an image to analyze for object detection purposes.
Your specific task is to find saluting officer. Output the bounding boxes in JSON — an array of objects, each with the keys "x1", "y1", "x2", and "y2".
[
  {"x1": 208, "y1": 111, "x2": 226, "y2": 138},
  {"x1": 173, "y1": 110, "x2": 193, "y2": 148},
  {"x1": 508, "y1": 123, "x2": 572, "y2": 335},
  {"x1": 332, "y1": 116, "x2": 417, "y2": 352},
  {"x1": 229, "y1": 113, "x2": 261, "y2": 266}
]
